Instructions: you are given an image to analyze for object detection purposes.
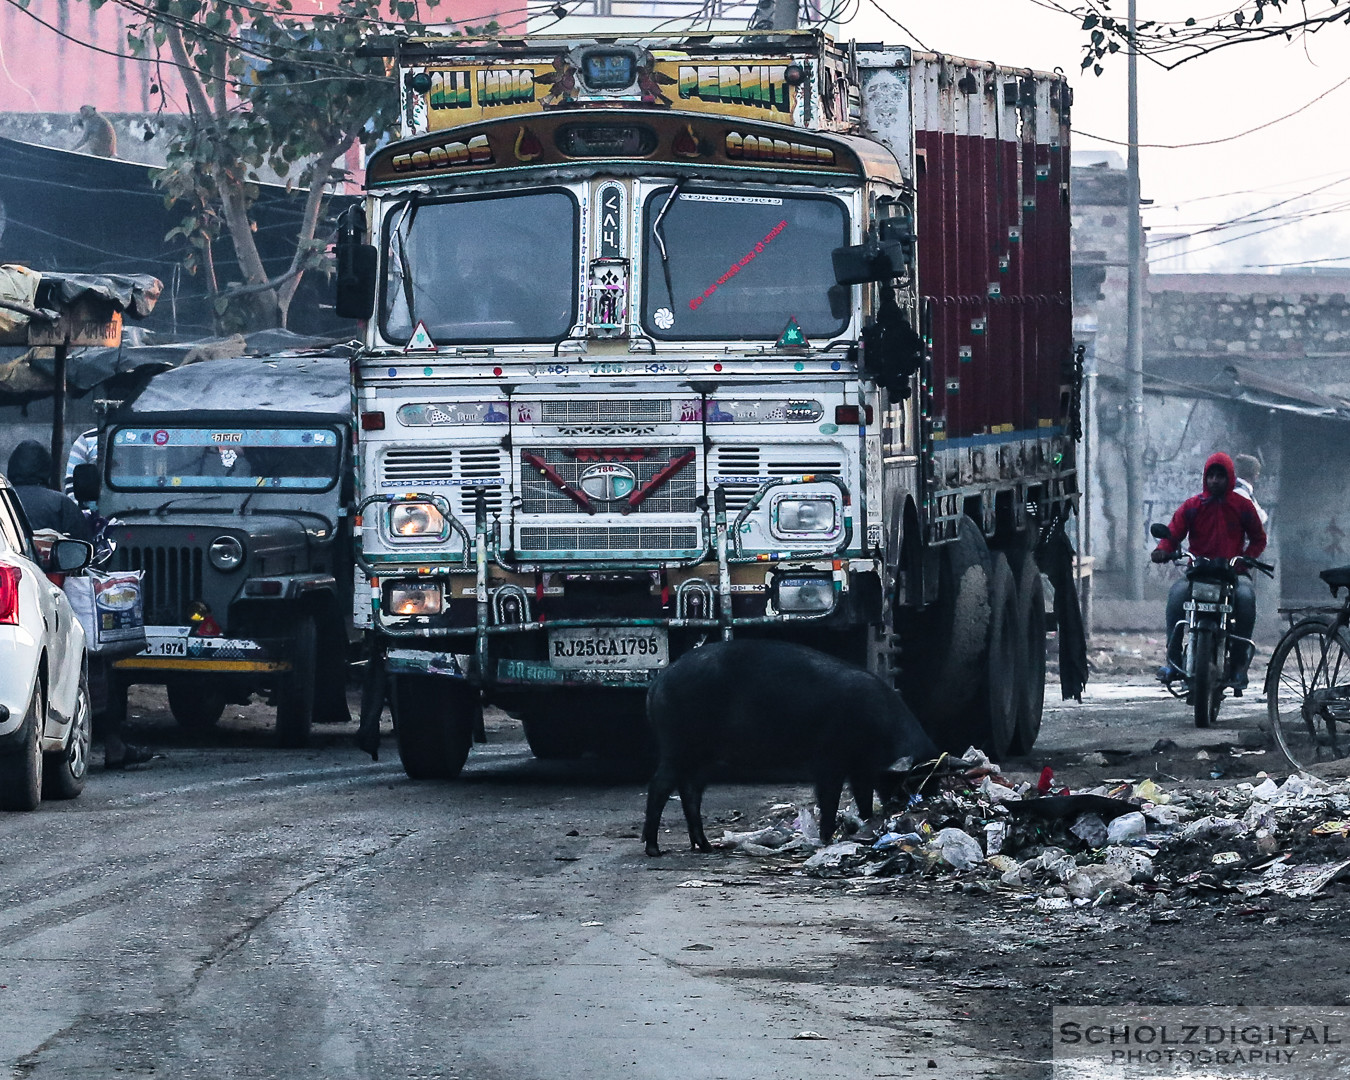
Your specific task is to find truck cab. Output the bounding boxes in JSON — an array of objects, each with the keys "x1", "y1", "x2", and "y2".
[
  {"x1": 344, "y1": 30, "x2": 1082, "y2": 777},
  {"x1": 91, "y1": 354, "x2": 356, "y2": 745}
]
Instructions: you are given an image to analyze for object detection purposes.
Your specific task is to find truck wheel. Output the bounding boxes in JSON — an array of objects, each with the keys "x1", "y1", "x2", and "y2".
[
  {"x1": 44, "y1": 667, "x2": 91, "y2": 800},
  {"x1": 392, "y1": 675, "x2": 477, "y2": 779},
  {"x1": 0, "y1": 683, "x2": 44, "y2": 811},
  {"x1": 1007, "y1": 549, "x2": 1047, "y2": 756},
  {"x1": 313, "y1": 630, "x2": 352, "y2": 725},
  {"x1": 167, "y1": 682, "x2": 226, "y2": 730},
  {"x1": 975, "y1": 552, "x2": 1021, "y2": 761},
  {"x1": 897, "y1": 516, "x2": 990, "y2": 751},
  {"x1": 275, "y1": 616, "x2": 316, "y2": 748},
  {"x1": 522, "y1": 715, "x2": 586, "y2": 760}
]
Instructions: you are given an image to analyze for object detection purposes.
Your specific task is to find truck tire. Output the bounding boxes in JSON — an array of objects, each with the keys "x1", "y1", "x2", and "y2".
[
  {"x1": 275, "y1": 616, "x2": 316, "y2": 748},
  {"x1": 897, "y1": 517, "x2": 990, "y2": 751},
  {"x1": 522, "y1": 714, "x2": 586, "y2": 760},
  {"x1": 168, "y1": 682, "x2": 226, "y2": 731},
  {"x1": 392, "y1": 675, "x2": 477, "y2": 779},
  {"x1": 0, "y1": 683, "x2": 43, "y2": 811},
  {"x1": 44, "y1": 667, "x2": 91, "y2": 800},
  {"x1": 976, "y1": 552, "x2": 1021, "y2": 761},
  {"x1": 1007, "y1": 549, "x2": 1047, "y2": 756}
]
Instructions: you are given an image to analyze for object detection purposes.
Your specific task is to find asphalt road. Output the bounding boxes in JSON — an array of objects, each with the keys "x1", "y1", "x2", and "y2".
[{"x1": 0, "y1": 676, "x2": 1334, "y2": 1079}]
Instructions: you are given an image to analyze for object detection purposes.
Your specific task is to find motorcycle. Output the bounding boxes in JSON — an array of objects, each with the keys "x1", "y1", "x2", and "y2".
[{"x1": 1149, "y1": 522, "x2": 1275, "y2": 727}]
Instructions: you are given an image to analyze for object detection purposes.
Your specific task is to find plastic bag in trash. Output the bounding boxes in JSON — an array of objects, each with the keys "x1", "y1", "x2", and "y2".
[
  {"x1": 1070, "y1": 813, "x2": 1109, "y2": 848},
  {"x1": 802, "y1": 842, "x2": 861, "y2": 871},
  {"x1": 1105, "y1": 811, "x2": 1148, "y2": 845},
  {"x1": 1179, "y1": 815, "x2": 1243, "y2": 842},
  {"x1": 1065, "y1": 863, "x2": 1132, "y2": 900},
  {"x1": 792, "y1": 805, "x2": 821, "y2": 844},
  {"x1": 926, "y1": 827, "x2": 984, "y2": 870},
  {"x1": 1104, "y1": 846, "x2": 1155, "y2": 882}
]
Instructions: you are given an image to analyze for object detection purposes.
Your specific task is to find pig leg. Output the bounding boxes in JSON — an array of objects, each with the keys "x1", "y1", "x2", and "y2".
[
  {"x1": 814, "y1": 771, "x2": 845, "y2": 846},
  {"x1": 643, "y1": 767, "x2": 680, "y2": 857},
  {"x1": 677, "y1": 778, "x2": 712, "y2": 853},
  {"x1": 850, "y1": 773, "x2": 876, "y2": 822}
]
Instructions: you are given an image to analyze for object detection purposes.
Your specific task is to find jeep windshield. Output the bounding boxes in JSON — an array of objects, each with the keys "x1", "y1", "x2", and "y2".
[
  {"x1": 107, "y1": 427, "x2": 341, "y2": 492},
  {"x1": 641, "y1": 188, "x2": 848, "y2": 341},
  {"x1": 382, "y1": 190, "x2": 578, "y2": 345}
]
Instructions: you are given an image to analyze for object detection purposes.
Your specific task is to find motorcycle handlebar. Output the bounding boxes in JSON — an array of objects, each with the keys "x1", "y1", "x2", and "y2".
[{"x1": 1151, "y1": 549, "x2": 1275, "y2": 577}]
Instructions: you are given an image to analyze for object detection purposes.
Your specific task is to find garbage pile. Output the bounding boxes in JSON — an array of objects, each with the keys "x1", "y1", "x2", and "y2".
[{"x1": 715, "y1": 752, "x2": 1350, "y2": 914}]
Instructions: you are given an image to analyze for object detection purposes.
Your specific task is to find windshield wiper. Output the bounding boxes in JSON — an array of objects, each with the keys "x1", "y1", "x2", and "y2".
[
  {"x1": 153, "y1": 494, "x2": 223, "y2": 515},
  {"x1": 652, "y1": 184, "x2": 681, "y2": 312},
  {"x1": 392, "y1": 198, "x2": 420, "y2": 331}
]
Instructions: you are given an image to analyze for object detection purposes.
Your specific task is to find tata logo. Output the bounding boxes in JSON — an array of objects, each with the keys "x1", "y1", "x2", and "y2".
[{"x1": 578, "y1": 463, "x2": 637, "y2": 502}]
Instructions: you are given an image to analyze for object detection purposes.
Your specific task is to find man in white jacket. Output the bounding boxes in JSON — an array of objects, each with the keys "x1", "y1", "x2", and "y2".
[{"x1": 1233, "y1": 454, "x2": 1269, "y2": 528}]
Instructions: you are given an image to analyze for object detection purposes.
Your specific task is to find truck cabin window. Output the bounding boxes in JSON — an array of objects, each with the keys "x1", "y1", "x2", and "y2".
[
  {"x1": 382, "y1": 191, "x2": 578, "y2": 344},
  {"x1": 107, "y1": 428, "x2": 341, "y2": 492},
  {"x1": 642, "y1": 189, "x2": 848, "y2": 341}
]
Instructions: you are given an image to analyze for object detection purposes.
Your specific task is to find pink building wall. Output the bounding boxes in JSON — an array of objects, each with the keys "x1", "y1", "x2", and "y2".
[{"x1": 0, "y1": 0, "x2": 520, "y2": 115}]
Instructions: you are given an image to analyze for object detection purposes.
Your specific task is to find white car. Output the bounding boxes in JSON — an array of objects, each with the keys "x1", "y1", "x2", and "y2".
[{"x1": 0, "y1": 473, "x2": 94, "y2": 811}]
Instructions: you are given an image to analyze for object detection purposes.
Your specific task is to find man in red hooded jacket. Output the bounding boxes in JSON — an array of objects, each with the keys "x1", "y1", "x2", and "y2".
[{"x1": 1151, "y1": 452, "x2": 1267, "y2": 689}]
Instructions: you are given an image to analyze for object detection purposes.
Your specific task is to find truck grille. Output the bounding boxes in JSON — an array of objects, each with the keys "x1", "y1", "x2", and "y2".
[
  {"x1": 519, "y1": 526, "x2": 700, "y2": 552},
  {"x1": 378, "y1": 446, "x2": 506, "y2": 518},
  {"x1": 540, "y1": 400, "x2": 671, "y2": 425},
  {"x1": 711, "y1": 447, "x2": 845, "y2": 511},
  {"x1": 112, "y1": 545, "x2": 204, "y2": 625},
  {"x1": 520, "y1": 448, "x2": 696, "y2": 515}
]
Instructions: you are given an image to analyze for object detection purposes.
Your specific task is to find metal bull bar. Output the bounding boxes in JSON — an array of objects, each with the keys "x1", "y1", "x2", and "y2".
[{"x1": 359, "y1": 475, "x2": 856, "y2": 671}]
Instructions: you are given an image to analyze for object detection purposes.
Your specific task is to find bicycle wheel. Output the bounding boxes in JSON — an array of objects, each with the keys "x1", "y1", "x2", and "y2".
[
  {"x1": 1191, "y1": 628, "x2": 1221, "y2": 728},
  {"x1": 1266, "y1": 618, "x2": 1350, "y2": 771}
]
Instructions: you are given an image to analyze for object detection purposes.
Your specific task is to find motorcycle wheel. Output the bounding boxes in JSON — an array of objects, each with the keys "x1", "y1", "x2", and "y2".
[{"x1": 1192, "y1": 627, "x2": 1222, "y2": 728}]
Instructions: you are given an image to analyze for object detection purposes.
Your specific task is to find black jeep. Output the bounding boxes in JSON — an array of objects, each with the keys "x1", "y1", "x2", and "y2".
[{"x1": 83, "y1": 354, "x2": 356, "y2": 746}]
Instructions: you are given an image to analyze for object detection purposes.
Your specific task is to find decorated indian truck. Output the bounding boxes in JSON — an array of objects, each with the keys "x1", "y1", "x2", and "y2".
[{"x1": 338, "y1": 28, "x2": 1086, "y2": 779}]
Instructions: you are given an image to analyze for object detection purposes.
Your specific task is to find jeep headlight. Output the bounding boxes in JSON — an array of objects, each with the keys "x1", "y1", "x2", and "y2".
[
  {"x1": 208, "y1": 535, "x2": 244, "y2": 571},
  {"x1": 386, "y1": 580, "x2": 443, "y2": 616},
  {"x1": 774, "y1": 574, "x2": 835, "y2": 614},
  {"x1": 772, "y1": 496, "x2": 838, "y2": 538},
  {"x1": 388, "y1": 501, "x2": 449, "y2": 540}
]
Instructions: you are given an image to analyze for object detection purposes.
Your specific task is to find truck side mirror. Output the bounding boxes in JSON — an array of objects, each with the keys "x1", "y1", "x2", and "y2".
[
  {"x1": 335, "y1": 242, "x2": 377, "y2": 321},
  {"x1": 831, "y1": 240, "x2": 908, "y2": 285},
  {"x1": 1150, "y1": 522, "x2": 1171, "y2": 541},
  {"x1": 71, "y1": 463, "x2": 100, "y2": 504}
]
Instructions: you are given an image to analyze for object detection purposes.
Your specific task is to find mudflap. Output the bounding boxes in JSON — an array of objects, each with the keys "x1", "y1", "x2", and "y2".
[{"x1": 1036, "y1": 522, "x2": 1088, "y2": 702}]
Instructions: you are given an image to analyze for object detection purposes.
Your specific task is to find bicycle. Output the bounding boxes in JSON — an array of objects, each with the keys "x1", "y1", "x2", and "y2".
[{"x1": 1264, "y1": 567, "x2": 1350, "y2": 772}]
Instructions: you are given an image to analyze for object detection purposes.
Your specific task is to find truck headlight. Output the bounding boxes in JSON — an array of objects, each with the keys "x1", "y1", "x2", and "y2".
[
  {"x1": 388, "y1": 501, "x2": 449, "y2": 540},
  {"x1": 209, "y1": 535, "x2": 244, "y2": 571},
  {"x1": 386, "y1": 580, "x2": 443, "y2": 616},
  {"x1": 774, "y1": 574, "x2": 835, "y2": 614},
  {"x1": 772, "y1": 496, "x2": 838, "y2": 538}
]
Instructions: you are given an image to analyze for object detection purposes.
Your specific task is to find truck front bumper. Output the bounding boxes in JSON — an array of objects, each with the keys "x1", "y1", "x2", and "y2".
[{"x1": 112, "y1": 626, "x2": 293, "y2": 675}]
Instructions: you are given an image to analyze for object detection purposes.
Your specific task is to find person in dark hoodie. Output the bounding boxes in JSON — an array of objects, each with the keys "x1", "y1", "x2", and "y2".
[
  {"x1": 6, "y1": 439, "x2": 153, "y2": 769},
  {"x1": 1151, "y1": 451, "x2": 1268, "y2": 689},
  {"x1": 6, "y1": 440, "x2": 91, "y2": 541}
]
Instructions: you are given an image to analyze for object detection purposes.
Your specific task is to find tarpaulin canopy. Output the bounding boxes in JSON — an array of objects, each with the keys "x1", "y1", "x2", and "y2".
[{"x1": 0, "y1": 265, "x2": 163, "y2": 342}]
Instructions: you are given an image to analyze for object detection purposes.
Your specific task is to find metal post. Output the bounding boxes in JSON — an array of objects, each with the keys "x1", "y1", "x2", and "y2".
[
  {"x1": 50, "y1": 342, "x2": 68, "y2": 491},
  {"x1": 1124, "y1": 0, "x2": 1146, "y2": 600}
]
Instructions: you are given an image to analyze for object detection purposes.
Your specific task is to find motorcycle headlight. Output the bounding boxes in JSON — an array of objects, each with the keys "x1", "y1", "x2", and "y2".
[
  {"x1": 386, "y1": 580, "x2": 443, "y2": 616},
  {"x1": 774, "y1": 574, "x2": 835, "y2": 614},
  {"x1": 1191, "y1": 582, "x2": 1223, "y2": 603},
  {"x1": 208, "y1": 535, "x2": 244, "y2": 571},
  {"x1": 388, "y1": 501, "x2": 449, "y2": 540},
  {"x1": 772, "y1": 496, "x2": 838, "y2": 538}
]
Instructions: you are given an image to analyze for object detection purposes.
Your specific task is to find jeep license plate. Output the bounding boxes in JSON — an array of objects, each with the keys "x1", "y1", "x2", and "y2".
[{"x1": 547, "y1": 628, "x2": 669, "y2": 671}]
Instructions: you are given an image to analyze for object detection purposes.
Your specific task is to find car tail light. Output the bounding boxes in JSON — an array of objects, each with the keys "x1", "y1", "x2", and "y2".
[
  {"x1": 0, "y1": 565, "x2": 20, "y2": 624},
  {"x1": 834, "y1": 404, "x2": 873, "y2": 426}
]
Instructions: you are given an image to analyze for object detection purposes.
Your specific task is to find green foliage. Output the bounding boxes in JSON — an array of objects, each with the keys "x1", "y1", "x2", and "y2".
[
  {"x1": 1078, "y1": 1, "x2": 1348, "y2": 74},
  {"x1": 65, "y1": 1, "x2": 450, "y2": 327}
]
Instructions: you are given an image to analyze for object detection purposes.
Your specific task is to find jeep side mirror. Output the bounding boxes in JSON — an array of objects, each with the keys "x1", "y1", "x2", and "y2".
[
  {"x1": 1150, "y1": 523, "x2": 1171, "y2": 540},
  {"x1": 71, "y1": 462, "x2": 100, "y2": 504},
  {"x1": 50, "y1": 538, "x2": 93, "y2": 573}
]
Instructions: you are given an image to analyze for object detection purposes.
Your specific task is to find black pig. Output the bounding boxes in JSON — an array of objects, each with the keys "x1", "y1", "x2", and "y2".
[{"x1": 642, "y1": 639, "x2": 938, "y2": 856}]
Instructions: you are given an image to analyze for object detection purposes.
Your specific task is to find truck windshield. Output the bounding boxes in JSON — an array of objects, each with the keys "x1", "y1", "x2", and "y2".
[
  {"x1": 641, "y1": 188, "x2": 848, "y2": 341},
  {"x1": 106, "y1": 428, "x2": 341, "y2": 492},
  {"x1": 382, "y1": 190, "x2": 578, "y2": 344}
]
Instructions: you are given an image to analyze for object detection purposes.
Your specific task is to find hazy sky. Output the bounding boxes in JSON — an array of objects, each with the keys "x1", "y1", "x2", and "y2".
[{"x1": 840, "y1": 1, "x2": 1350, "y2": 275}]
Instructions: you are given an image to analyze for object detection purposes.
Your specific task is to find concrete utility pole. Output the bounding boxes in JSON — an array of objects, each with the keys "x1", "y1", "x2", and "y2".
[
  {"x1": 1124, "y1": 0, "x2": 1146, "y2": 600},
  {"x1": 749, "y1": 0, "x2": 799, "y2": 30}
]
